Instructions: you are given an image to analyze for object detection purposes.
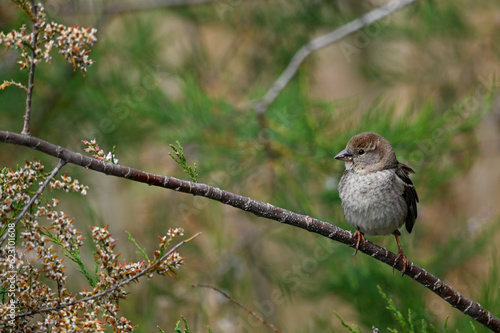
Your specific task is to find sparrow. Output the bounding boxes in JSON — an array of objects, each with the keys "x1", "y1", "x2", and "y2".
[{"x1": 334, "y1": 132, "x2": 418, "y2": 274}]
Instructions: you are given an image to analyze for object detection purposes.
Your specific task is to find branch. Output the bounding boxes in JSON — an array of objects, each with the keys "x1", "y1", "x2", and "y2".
[
  {"x1": 254, "y1": 0, "x2": 417, "y2": 115},
  {"x1": 193, "y1": 284, "x2": 281, "y2": 333},
  {"x1": 23, "y1": 0, "x2": 39, "y2": 135},
  {"x1": 0, "y1": 159, "x2": 67, "y2": 247},
  {"x1": 13, "y1": 232, "x2": 201, "y2": 319},
  {"x1": 0, "y1": 80, "x2": 28, "y2": 92},
  {"x1": 1, "y1": 131, "x2": 499, "y2": 331}
]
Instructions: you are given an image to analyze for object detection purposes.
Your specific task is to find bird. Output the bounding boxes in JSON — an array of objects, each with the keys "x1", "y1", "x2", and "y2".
[{"x1": 334, "y1": 132, "x2": 418, "y2": 274}]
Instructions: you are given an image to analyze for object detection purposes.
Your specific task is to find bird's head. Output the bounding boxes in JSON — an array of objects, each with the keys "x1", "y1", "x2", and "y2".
[{"x1": 334, "y1": 132, "x2": 397, "y2": 173}]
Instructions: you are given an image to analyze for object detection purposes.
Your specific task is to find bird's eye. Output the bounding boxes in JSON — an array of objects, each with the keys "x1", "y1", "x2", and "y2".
[{"x1": 358, "y1": 149, "x2": 365, "y2": 155}]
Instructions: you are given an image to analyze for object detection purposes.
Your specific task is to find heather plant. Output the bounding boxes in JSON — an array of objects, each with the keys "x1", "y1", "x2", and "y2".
[
  {"x1": 0, "y1": 157, "x2": 191, "y2": 331},
  {"x1": 0, "y1": 1, "x2": 96, "y2": 74},
  {"x1": 0, "y1": 1, "x2": 194, "y2": 331}
]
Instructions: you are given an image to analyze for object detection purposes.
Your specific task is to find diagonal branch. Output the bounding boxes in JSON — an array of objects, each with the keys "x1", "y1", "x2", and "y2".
[
  {"x1": 0, "y1": 131, "x2": 499, "y2": 332},
  {"x1": 0, "y1": 159, "x2": 67, "y2": 247},
  {"x1": 254, "y1": 0, "x2": 417, "y2": 115}
]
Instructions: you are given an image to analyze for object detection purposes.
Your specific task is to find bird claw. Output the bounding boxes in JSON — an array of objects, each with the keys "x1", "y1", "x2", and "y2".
[
  {"x1": 393, "y1": 251, "x2": 408, "y2": 276},
  {"x1": 352, "y1": 228, "x2": 366, "y2": 255},
  {"x1": 393, "y1": 231, "x2": 408, "y2": 276}
]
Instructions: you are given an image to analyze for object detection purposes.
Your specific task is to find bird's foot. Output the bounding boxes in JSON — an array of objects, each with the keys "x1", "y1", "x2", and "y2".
[
  {"x1": 392, "y1": 231, "x2": 408, "y2": 275},
  {"x1": 393, "y1": 250, "x2": 409, "y2": 276},
  {"x1": 352, "y1": 228, "x2": 366, "y2": 255}
]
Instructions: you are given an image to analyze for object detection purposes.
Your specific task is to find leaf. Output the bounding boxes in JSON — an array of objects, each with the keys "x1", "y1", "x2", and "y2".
[
  {"x1": 126, "y1": 231, "x2": 149, "y2": 261},
  {"x1": 169, "y1": 141, "x2": 198, "y2": 182}
]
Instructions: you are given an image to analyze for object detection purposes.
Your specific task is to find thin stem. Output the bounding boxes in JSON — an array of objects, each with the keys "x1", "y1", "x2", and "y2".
[
  {"x1": 0, "y1": 159, "x2": 67, "y2": 247},
  {"x1": 254, "y1": 0, "x2": 417, "y2": 115},
  {"x1": 22, "y1": 0, "x2": 38, "y2": 135},
  {"x1": 194, "y1": 284, "x2": 281, "y2": 333}
]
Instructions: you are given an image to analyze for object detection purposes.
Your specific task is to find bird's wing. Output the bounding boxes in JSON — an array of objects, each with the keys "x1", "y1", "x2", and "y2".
[{"x1": 396, "y1": 163, "x2": 419, "y2": 233}]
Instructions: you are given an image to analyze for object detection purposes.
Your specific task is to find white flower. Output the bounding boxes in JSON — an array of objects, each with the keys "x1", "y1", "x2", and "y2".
[{"x1": 105, "y1": 152, "x2": 118, "y2": 164}]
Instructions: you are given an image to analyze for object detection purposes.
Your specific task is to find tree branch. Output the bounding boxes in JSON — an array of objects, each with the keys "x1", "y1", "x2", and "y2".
[
  {"x1": 22, "y1": 0, "x2": 39, "y2": 135},
  {"x1": 0, "y1": 131, "x2": 499, "y2": 331},
  {"x1": 254, "y1": 0, "x2": 417, "y2": 115}
]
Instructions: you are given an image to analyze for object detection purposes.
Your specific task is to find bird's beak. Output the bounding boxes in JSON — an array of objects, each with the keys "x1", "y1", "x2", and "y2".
[{"x1": 334, "y1": 149, "x2": 353, "y2": 162}]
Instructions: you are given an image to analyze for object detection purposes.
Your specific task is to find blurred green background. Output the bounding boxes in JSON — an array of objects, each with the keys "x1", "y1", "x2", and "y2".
[{"x1": 1, "y1": 0, "x2": 500, "y2": 331}]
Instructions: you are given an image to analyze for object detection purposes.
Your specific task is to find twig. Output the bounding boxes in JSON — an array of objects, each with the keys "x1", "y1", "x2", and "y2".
[
  {"x1": 0, "y1": 80, "x2": 28, "y2": 91},
  {"x1": 0, "y1": 131, "x2": 499, "y2": 332},
  {"x1": 193, "y1": 284, "x2": 281, "y2": 333},
  {"x1": 14, "y1": 232, "x2": 201, "y2": 319},
  {"x1": 254, "y1": 0, "x2": 417, "y2": 115},
  {"x1": 22, "y1": 0, "x2": 39, "y2": 135},
  {"x1": 0, "y1": 159, "x2": 67, "y2": 247}
]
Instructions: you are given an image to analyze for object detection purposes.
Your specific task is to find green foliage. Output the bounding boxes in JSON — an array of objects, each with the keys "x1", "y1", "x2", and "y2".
[
  {"x1": 42, "y1": 229, "x2": 98, "y2": 287},
  {"x1": 127, "y1": 230, "x2": 150, "y2": 261},
  {"x1": 174, "y1": 316, "x2": 189, "y2": 333},
  {"x1": 165, "y1": 316, "x2": 212, "y2": 333},
  {"x1": 169, "y1": 141, "x2": 198, "y2": 182},
  {"x1": 337, "y1": 287, "x2": 480, "y2": 333},
  {"x1": 375, "y1": 286, "x2": 482, "y2": 333},
  {"x1": 412, "y1": 1, "x2": 468, "y2": 39},
  {"x1": 334, "y1": 311, "x2": 361, "y2": 333}
]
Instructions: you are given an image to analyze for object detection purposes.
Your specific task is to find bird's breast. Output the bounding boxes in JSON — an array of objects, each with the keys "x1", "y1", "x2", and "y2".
[{"x1": 338, "y1": 169, "x2": 407, "y2": 235}]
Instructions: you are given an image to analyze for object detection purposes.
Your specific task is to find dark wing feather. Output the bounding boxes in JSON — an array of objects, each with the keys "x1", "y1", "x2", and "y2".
[{"x1": 396, "y1": 163, "x2": 419, "y2": 233}]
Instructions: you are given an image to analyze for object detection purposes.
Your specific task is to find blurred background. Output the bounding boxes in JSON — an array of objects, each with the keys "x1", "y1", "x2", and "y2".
[{"x1": 1, "y1": 0, "x2": 500, "y2": 331}]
